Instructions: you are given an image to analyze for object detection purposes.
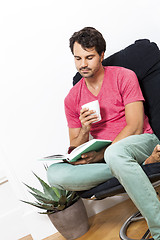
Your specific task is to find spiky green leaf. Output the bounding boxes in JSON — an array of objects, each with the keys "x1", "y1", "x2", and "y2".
[
  {"x1": 57, "y1": 204, "x2": 66, "y2": 211},
  {"x1": 23, "y1": 183, "x2": 53, "y2": 200},
  {"x1": 67, "y1": 192, "x2": 79, "y2": 207},
  {"x1": 21, "y1": 200, "x2": 56, "y2": 211},
  {"x1": 43, "y1": 163, "x2": 48, "y2": 171},
  {"x1": 51, "y1": 187, "x2": 61, "y2": 198},
  {"x1": 38, "y1": 211, "x2": 51, "y2": 214},
  {"x1": 34, "y1": 202, "x2": 55, "y2": 211},
  {"x1": 59, "y1": 195, "x2": 67, "y2": 206},
  {"x1": 66, "y1": 190, "x2": 73, "y2": 197},
  {"x1": 66, "y1": 191, "x2": 73, "y2": 199},
  {"x1": 21, "y1": 200, "x2": 48, "y2": 210},
  {"x1": 33, "y1": 172, "x2": 59, "y2": 201},
  {"x1": 28, "y1": 191, "x2": 56, "y2": 205},
  {"x1": 59, "y1": 189, "x2": 67, "y2": 197}
]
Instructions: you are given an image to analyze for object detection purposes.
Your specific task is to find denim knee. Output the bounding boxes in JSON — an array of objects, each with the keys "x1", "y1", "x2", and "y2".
[
  {"x1": 104, "y1": 144, "x2": 118, "y2": 169},
  {"x1": 47, "y1": 163, "x2": 69, "y2": 189},
  {"x1": 104, "y1": 142, "x2": 133, "y2": 175}
]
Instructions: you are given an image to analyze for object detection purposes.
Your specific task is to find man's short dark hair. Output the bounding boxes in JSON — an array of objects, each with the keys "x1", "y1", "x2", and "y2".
[{"x1": 69, "y1": 27, "x2": 106, "y2": 56}]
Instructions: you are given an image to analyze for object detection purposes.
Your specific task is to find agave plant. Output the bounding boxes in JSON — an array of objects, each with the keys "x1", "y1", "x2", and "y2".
[{"x1": 21, "y1": 172, "x2": 80, "y2": 214}]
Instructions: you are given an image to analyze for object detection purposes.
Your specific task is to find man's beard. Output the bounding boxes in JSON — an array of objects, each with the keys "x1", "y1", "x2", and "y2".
[
  {"x1": 78, "y1": 59, "x2": 102, "y2": 78},
  {"x1": 79, "y1": 67, "x2": 93, "y2": 78}
]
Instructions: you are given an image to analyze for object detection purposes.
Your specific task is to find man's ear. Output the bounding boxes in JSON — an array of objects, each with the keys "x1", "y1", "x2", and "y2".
[{"x1": 100, "y1": 52, "x2": 104, "y2": 62}]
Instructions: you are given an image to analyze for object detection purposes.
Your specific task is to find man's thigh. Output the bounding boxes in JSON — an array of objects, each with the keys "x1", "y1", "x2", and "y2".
[
  {"x1": 105, "y1": 133, "x2": 159, "y2": 165},
  {"x1": 47, "y1": 162, "x2": 113, "y2": 191}
]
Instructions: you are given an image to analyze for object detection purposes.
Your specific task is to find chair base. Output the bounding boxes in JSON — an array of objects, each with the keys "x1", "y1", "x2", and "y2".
[{"x1": 120, "y1": 211, "x2": 153, "y2": 240}]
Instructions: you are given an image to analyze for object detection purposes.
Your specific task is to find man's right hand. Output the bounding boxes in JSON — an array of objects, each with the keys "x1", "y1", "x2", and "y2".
[
  {"x1": 79, "y1": 107, "x2": 99, "y2": 133},
  {"x1": 68, "y1": 108, "x2": 99, "y2": 147},
  {"x1": 79, "y1": 108, "x2": 98, "y2": 132}
]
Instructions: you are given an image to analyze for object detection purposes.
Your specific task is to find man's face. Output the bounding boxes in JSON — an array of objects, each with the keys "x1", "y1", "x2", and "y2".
[{"x1": 73, "y1": 42, "x2": 104, "y2": 78}]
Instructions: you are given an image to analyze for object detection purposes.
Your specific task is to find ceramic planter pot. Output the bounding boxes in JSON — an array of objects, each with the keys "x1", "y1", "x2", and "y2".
[{"x1": 48, "y1": 198, "x2": 89, "y2": 240}]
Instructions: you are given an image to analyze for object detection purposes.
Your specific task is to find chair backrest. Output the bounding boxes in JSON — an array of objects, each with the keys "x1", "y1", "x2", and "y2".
[{"x1": 73, "y1": 39, "x2": 160, "y2": 140}]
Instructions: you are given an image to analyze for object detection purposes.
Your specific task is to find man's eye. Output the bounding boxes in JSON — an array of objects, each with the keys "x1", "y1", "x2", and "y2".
[
  {"x1": 87, "y1": 57, "x2": 93, "y2": 60},
  {"x1": 75, "y1": 58, "x2": 81, "y2": 61}
]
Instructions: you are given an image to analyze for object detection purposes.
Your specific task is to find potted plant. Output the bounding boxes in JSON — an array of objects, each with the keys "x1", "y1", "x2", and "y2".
[{"x1": 21, "y1": 172, "x2": 90, "y2": 240}]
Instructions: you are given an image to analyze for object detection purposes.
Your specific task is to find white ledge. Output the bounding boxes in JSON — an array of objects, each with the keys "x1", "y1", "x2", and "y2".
[{"x1": 0, "y1": 177, "x2": 8, "y2": 185}]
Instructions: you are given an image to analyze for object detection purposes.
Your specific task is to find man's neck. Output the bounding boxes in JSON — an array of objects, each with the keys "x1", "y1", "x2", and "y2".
[
  {"x1": 85, "y1": 66, "x2": 105, "y2": 88},
  {"x1": 84, "y1": 66, "x2": 105, "y2": 96}
]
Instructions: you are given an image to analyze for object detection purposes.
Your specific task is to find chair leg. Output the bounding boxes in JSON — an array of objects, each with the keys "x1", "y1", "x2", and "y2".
[{"x1": 119, "y1": 211, "x2": 152, "y2": 240}]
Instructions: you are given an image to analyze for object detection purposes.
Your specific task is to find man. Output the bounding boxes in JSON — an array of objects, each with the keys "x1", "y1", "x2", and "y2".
[{"x1": 47, "y1": 27, "x2": 160, "y2": 239}]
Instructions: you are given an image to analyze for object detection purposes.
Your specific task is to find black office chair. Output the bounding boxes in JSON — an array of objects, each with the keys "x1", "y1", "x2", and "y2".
[{"x1": 73, "y1": 39, "x2": 160, "y2": 239}]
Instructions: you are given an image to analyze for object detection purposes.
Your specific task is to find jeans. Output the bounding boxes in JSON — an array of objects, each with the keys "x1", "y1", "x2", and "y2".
[{"x1": 47, "y1": 133, "x2": 160, "y2": 239}]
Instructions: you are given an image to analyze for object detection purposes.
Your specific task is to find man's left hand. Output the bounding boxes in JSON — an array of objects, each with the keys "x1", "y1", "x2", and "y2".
[{"x1": 70, "y1": 150, "x2": 104, "y2": 165}]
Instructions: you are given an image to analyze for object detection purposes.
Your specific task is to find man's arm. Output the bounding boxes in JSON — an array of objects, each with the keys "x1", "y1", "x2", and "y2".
[
  {"x1": 112, "y1": 101, "x2": 144, "y2": 144},
  {"x1": 69, "y1": 127, "x2": 89, "y2": 147},
  {"x1": 69, "y1": 107, "x2": 99, "y2": 147}
]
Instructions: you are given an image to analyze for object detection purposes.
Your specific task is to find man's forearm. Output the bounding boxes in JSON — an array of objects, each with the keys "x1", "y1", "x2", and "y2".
[
  {"x1": 112, "y1": 124, "x2": 143, "y2": 144},
  {"x1": 70, "y1": 128, "x2": 90, "y2": 147}
]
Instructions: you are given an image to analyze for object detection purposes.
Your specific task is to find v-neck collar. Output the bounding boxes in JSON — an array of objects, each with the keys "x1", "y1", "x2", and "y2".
[{"x1": 83, "y1": 68, "x2": 106, "y2": 98}]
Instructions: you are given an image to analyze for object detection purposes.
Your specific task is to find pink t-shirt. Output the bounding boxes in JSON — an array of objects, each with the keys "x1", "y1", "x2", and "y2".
[{"x1": 64, "y1": 66, "x2": 153, "y2": 141}]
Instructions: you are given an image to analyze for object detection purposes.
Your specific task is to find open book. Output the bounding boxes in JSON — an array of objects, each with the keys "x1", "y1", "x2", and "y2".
[{"x1": 40, "y1": 139, "x2": 112, "y2": 163}]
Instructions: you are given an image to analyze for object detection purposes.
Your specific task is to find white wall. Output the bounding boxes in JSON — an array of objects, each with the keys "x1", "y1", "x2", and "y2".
[{"x1": 0, "y1": 0, "x2": 160, "y2": 239}]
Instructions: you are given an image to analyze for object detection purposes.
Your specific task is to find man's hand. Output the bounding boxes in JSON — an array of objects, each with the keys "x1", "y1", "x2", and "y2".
[
  {"x1": 79, "y1": 108, "x2": 99, "y2": 133},
  {"x1": 145, "y1": 144, "x2": 160, "y2": 164},
  {"x1": 68, "y1": 108, "x2": 99, "y2": 148},
  {"x1": 70, "y1": 148, "x2": 106, "y2": 165}
]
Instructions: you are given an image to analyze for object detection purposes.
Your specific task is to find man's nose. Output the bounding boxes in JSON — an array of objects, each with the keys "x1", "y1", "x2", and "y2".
[{"x1": 81, "y1": 59, "x2": 88, "y2": 68}]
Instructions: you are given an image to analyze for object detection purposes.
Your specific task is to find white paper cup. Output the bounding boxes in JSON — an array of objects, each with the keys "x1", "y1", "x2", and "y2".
[{"x1": 81, "y1": 100, "x2": 101, "y2": 123}]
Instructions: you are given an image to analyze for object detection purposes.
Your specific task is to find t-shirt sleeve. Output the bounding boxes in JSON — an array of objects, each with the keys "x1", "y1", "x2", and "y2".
[
  {"x1": 119, "y1": 69, "x2": 144, "y2": 105},
  {"x1": 64, "y1": 94, "x2": 82, "y2": 128}
]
